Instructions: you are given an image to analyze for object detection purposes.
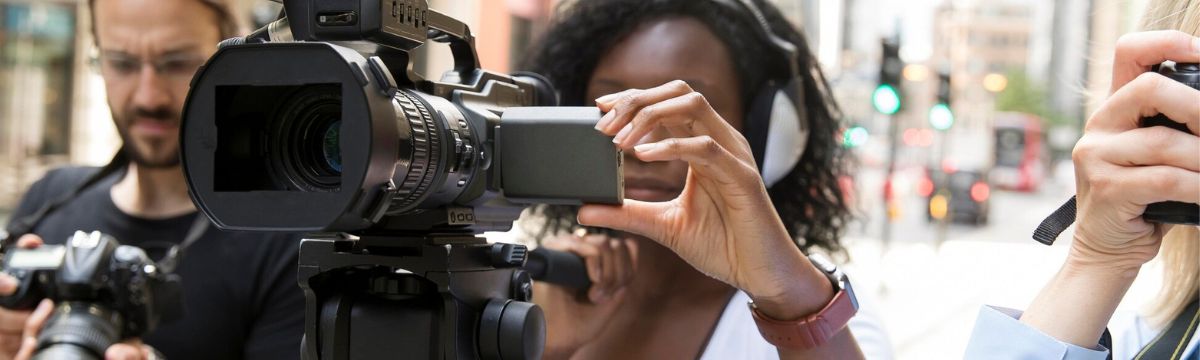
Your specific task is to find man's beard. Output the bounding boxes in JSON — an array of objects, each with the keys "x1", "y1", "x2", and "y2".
[{"x1": 114, "y1": 106, "x2": 182, "y2": 169}]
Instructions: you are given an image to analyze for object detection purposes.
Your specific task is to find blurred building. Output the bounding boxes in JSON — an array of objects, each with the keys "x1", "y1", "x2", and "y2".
[
  {"x1": 0, "y1": 0, "x2": 110, "y2": 214},
  {"x1": 931, "y1": 2, "x2": 1033, "y2": 131},
  {"x1": 1046, "y1": 0, "x2": 1091, "y2": 128},
  {"x1": 1083, "y1": 0, "x2": 1151, "y2": 117}
]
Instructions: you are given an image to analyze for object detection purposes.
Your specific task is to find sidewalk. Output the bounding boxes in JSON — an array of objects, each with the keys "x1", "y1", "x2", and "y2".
[{"x1": 844, "y1": 235, "x2": 1165, "y2": 359}]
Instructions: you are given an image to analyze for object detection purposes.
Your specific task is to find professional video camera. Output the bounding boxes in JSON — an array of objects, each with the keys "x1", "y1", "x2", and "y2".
[
  {"x1": 180, "y1": 0, "x2": 623, "y2": 359},
  {"x1": 0, "y1": 231, "x2": 181, "y2": 360}
]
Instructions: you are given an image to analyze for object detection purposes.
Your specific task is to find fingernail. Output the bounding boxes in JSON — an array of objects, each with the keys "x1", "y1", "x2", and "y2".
[
  {"x1": 595, "y1": 110, "x2": 615, "y2": 131},
  {"x1": 612, "y1": 125, "x2": 633, "y2": 145},
  {"x1": 633, "y1": 143, "x2": 660, "y2": 153},
  {"x1": 36, "y1": 299, "x2": 52, "y2": 312},
  {"x1": 596, "y1": 93, "x2": 620, "y2": 104}
]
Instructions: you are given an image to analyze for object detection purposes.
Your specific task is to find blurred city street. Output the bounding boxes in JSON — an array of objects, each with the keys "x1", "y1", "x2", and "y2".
[
  {"x1": 842, "y1": 164, "x2": 1166, "y2": 359},
  {"x1": 0, "y1": 0, "x2": 1189, "y2": 359}
]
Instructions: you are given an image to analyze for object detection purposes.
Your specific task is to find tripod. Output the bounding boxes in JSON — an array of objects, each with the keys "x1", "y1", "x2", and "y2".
[{"x1": 298, "y1": 233, "x2": 579, "y2": 360}]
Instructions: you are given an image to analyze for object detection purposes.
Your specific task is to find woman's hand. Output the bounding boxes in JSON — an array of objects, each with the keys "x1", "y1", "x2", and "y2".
[
  {"x1": 1019, "y1": 30, "x2": 1200, "y2": 348},
  {"x1": 535, "y1": 233, "x2": 636, "y2": 360},
  {"x1": 1069, "y1": 30, "x2": 1200, "y2": 273},
  {"x1": 579, "y1": 80, "x2": 833, "y2": 320}
]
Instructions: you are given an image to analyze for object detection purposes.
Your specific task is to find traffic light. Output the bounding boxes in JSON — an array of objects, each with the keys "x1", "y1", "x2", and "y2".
[
  {"x1": 842, "y1": 126, "x2": 870, "y2": 148},
  {"x1": 930, "y1": 71, "x2": 954, "y2": 130},
  {"x1": 873, "y1": 39, "x2": 903, "y2": 115}
]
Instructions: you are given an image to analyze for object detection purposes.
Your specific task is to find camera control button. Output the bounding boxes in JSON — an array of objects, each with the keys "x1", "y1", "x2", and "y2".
[{"x1": 367, "y1": 56, "x2": 399, "y2": 97}]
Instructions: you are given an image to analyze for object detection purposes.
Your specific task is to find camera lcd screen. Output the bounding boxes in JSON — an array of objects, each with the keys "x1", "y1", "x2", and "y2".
[{"x1": 6, "y1": 246, "x2": 65, "y2": 269}]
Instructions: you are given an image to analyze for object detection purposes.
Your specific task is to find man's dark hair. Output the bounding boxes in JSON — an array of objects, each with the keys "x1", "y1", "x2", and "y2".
[
  {"x1": 87, "y1": 0, "x2": 239, "y2": 45},
  {"x1": 520, "y1": 0, "x2": 853, "y2": 255}
]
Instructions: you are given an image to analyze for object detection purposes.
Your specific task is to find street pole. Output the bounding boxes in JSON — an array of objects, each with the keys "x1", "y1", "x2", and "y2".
[
  {"x1": 880, "y1": 112, "x2": 898, "y2": 253},
  {"x1": 934, "y1": 129, "x2": 950, "y2": 249}
]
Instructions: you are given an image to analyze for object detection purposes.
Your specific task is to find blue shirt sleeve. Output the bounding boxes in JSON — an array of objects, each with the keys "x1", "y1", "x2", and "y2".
[{"x1": 964, "y1": 306, "x2": 1110, "y2": 360}]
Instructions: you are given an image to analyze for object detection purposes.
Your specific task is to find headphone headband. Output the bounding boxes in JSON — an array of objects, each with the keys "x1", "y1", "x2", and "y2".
[{"x1": 708, "y1": 0, "x2": 800, "y2": 77}]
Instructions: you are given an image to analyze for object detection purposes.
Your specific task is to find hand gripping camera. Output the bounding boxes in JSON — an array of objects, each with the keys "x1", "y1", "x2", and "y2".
[
  {"x1": 0, "y1": 231, "x2": 181, "y2": 360},
  {"x1": 1141, "y1": 62, "x2": 1199, "y2": 226},
  {"x1": 180, "y1": 0, "x2": 622, "y2": 359}
]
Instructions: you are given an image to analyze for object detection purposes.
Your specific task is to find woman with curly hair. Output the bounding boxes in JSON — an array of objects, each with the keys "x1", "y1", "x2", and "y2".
[{"x1": 517, "y1": 0, "x2": 891, "y2": 358}]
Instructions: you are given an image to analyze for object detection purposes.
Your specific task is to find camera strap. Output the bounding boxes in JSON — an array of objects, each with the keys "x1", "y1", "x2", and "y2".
[
  {"x1": 2, "y1": 151, "x2": 129, "y2": 251},
  {"x1": 1134, "y1": 300, "x2": 1200, "y2": 360},
  {"x1": 155, "y1": 215, "x2": 209, "y2": 274},
  {"x1": 1032, "y1": 196, "x2": 1077, "y2": 246}
]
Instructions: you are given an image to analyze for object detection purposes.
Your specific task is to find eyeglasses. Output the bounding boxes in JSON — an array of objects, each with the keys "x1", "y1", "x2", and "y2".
[{"x1": 92, "y1": 51, "x2": 207, "y2": 83}]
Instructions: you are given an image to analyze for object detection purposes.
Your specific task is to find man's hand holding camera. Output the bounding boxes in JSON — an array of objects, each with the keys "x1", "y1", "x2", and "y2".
[
  {"x1": 0, "y1": 234, "x2": 159, "y2": 360},
  {"x1": 0, "y1": 235, "x2": 41, "y2": 360}
]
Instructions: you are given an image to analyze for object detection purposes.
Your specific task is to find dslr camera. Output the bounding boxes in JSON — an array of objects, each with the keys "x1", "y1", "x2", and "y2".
[
  {"x1": 1141, "y1": 62, "x2": 1199, "y2": 226},
  {"x1": 0, "y1": 231, "x2": 181, "y2": 360},
  {"x1": 180, "y1": 0, "x2": 622, "y2": 359}
]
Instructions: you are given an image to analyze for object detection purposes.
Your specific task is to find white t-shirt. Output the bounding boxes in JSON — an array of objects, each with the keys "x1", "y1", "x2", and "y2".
[{"x1": 700, "y1": 290, "x2": 895, "y2": 360}]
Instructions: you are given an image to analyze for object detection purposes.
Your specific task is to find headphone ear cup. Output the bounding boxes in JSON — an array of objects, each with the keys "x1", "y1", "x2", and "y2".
[{"x1": 760, "y1": 78, "x2": 809, "y2": 188}]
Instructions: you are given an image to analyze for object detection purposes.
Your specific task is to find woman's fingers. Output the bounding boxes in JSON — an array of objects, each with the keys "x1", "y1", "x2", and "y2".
[
  {"x1": 612, "y1": 92, "x2": 721, "y2": 146},
  {"x1": 1093, "y1": 127, "x2": 1200, "y2": 171},
  {"x1": 1085, "y1": 164, "x2": 1200, "y2": 209},
  {"x1": 594, "y1": 80, "x2": 694, "y2": 134},
  {"x1": 578, "y1": 201, "x2": 673, "y2": 246},
  {"x1": 580, "y1": 136, "x2": 765, "y2": 241},
  {"x1": 1110, "y1": 31, "x2": 1200, "y2": 93},
  {"x1": 593, "y1": 235, "x2": 621, "y2": 303},
  {"x1": 552, "y1": 234, "x2": 635, "y2": 304},
  {"x1": 1090, "y1": 72, "x2": 1200, "y2": 134},
  {"x1": 633, "y1": 136, "x2": 760, "y2": 188},
  {"x1": 612, "y1": 239, "x2": 636, "y2": 289}
]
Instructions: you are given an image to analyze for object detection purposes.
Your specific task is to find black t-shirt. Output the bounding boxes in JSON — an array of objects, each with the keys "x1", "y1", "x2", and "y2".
[{"x1": 8, "y1": 167, "x2": 304, "y2": 360}]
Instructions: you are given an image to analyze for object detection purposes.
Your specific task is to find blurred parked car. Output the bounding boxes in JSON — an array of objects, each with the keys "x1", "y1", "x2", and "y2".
[{"x1": 919, "y1": 165, "x2": 991, "y2": 226}]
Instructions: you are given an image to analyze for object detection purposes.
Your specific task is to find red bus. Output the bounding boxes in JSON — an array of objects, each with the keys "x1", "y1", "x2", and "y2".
[{"x1": 991, "y1": 112, "x2": 1044, "y2": 192}]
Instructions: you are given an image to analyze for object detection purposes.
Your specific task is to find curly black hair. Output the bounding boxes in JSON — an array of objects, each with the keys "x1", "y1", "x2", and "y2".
[{"x1": 519, "y1": 0, "x2": 852, "y2": 256}]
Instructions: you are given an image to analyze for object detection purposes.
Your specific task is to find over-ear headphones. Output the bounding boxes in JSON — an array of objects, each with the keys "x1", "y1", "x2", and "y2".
[{"x1": 709, "y1": 0, "x2": 810, "y2": 188}]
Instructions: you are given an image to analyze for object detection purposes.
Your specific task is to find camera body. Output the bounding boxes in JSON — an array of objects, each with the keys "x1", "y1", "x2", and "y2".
[
  {"x1": 1140, "y1": 62, "x2": 1199, "y2": 226},
  {"x1": 181, "y1": 1, "x2": 623, "y2": 359},
  {"x1": 0, "y1": 231, "x2": 181, "y2": 359},
  {"x1": 182, "y1": 0, "x2": 622, "y2": 235}
]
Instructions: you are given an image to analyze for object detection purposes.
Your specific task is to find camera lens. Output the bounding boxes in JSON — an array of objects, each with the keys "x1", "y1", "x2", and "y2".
[
  {"x1": 321, "y1": 120, "x2": 342, "y2": 173},
  {"x1": 34, "y1": 302, "x2": 119, "y2": 360},
  {"x1": 270, "y1": 85, "x2": 343, "y2": 192}
]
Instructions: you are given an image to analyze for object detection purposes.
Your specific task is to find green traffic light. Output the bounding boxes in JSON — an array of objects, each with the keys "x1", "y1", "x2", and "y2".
[
  {"x1": 872, "y1": 84, "x2": 901, "y2": 115},
  {"x1": 843, "y1": 126, "x2": 870, "y2": 148},
  {"x1": 929, "y1": 103, "x2": 954, "y2": 130}
]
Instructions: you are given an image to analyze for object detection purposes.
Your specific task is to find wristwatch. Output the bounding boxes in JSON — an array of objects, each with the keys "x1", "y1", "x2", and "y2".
[{"x1": 747, "y1": 253, "x2": 859, "y2": 349}]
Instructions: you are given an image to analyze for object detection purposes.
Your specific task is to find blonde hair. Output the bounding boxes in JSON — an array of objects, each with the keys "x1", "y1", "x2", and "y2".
[
  {"x1": 1146, "y1": 226, "x2": 1200, "y2": 327},
  {"x1": 1140, "y1": 0, "x2": 1200, "y2": 35},
  {"x1": 1138, "y1": 0, "x2": 1200, "y2": 330}
]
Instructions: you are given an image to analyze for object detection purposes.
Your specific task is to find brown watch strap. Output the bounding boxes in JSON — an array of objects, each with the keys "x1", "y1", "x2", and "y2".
[{"x1": 748, "y1": 289, "x2": 858, "y2": 349}]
